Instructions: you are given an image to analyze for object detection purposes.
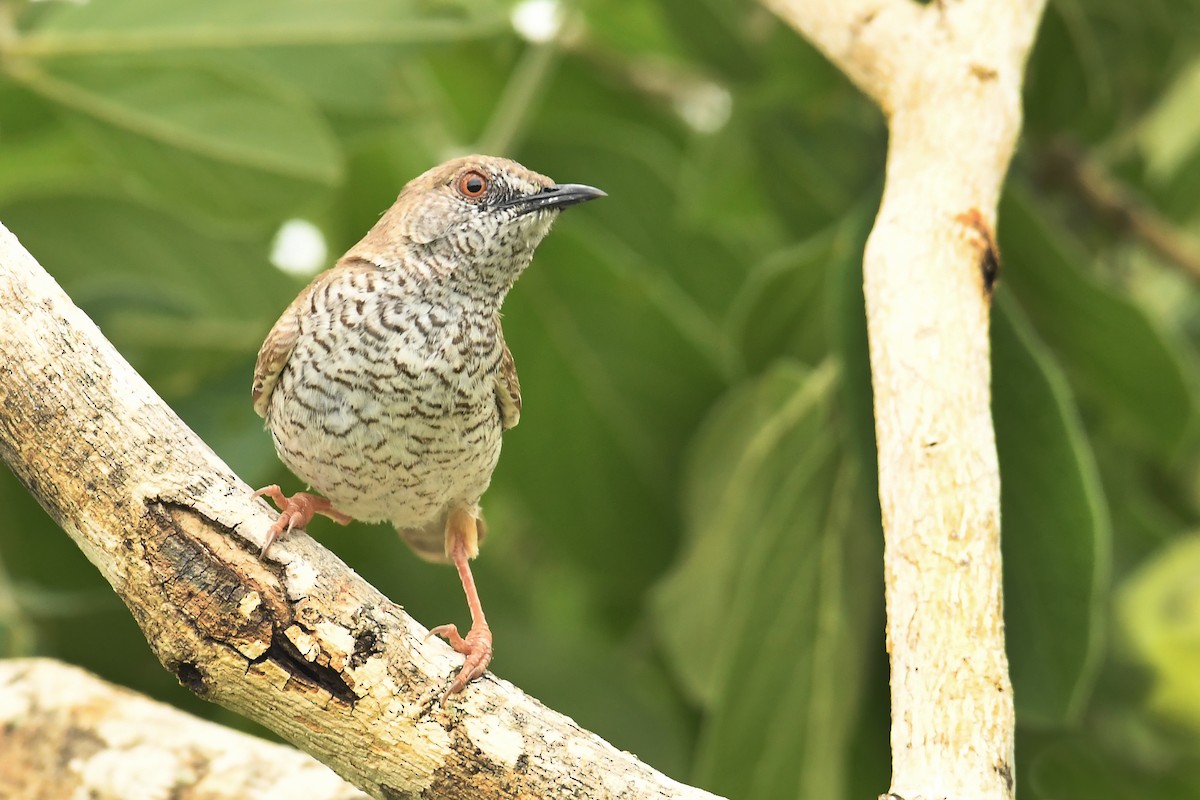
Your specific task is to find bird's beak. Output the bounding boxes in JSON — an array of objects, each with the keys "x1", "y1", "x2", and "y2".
[{"x1": 506, "y1": 183, "x2": 606, "y2": 215}]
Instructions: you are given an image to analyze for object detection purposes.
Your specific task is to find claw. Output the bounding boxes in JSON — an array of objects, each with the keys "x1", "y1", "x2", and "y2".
[
  {"x1": 252, "y1": 485, "x2": 352, "y2": 556},
  {"x1": 429, "y1": 622, "x2": 493, "y2": 696}
]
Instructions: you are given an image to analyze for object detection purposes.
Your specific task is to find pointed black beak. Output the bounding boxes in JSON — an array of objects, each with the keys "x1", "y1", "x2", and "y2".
[{"x1": 507, "y1": 183, "x2": 606, "y2": 215}]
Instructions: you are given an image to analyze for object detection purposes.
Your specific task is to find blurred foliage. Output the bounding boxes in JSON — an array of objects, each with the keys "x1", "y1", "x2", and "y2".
[{"x1": 1, "y1": 0, "x2": 1200, "y2": 797}]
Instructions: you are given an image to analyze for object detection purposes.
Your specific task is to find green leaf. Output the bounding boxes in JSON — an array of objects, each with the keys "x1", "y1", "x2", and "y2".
[
  {"x1": 654, "y1": 0, "x2": 761, "y2": 81},
  {"x1": 19, "y1": 58, "x2": 343, "y2": 226},
  {"x1": 491, "y1": 221, "x2": 728, "y2": 622},
  {"x1": 999, "y1": 187, "x2": 1198, "y2": 459},
  {"x1": 1023, "y1": 0, "x2": 1200, "y2": 144},
  {"x1": 653, "y1": 362, "x2": 836, "y2": 701},
  {"x1": 582, "y1": 2, "x2": 689, "y2": 64},
  {"x1": 0, "y1": 194, "x2": 294, "y2": 404},
  {"x1": 1029, "y1": 738, "x2": 1200, "y2": 800},
  {"x1": 22, "y1": 0, "x2": 505, "y2": 55},
  {"x1": 18, "y1": 0, "x2": 508, "y2": 120},
  {"x1": 1030, "y1": 740, "x2": 1144, "y2": 800},
  {"x1": 1139, "y1": 57, "x2": 1200, "y2": 182},
  {"x1": 1, "y1": 193, "x2": 289, "y2": 319},
  {"x1": 481, "y1": 59, "x2": 788, "y2": 621},
  {"x1": 0, "y1": 84, "x2": 112, "y2": 203},
  {"x1": 679, "y1": 116, "x2": 787, "y2": 251},
  {"x1": 0, "y1": 128, "x2": 105, "y2": 204},
  {"x1": 238, "y1": 45, "x2": 409, "y2": 115},
  {"x1": 993, "y1": 296, "x2": 1110, "y2": 725},
  {"x1": 748, "y1": 103, "x2": 884, "y2": 236},
  {"x1": 528, "y1": 105, "x2": 752, "y2": 335},
  {"x1": 828, "y1": 202, "x2": 879, "y2": 519},
  {"x1": 1118, "y1": 530, "x2": 1200, "y2": 731},
  {"x1": 726, "y1": 237, "x2": 835, "y2": 372},
  {"x1": 693, "y1": 458, "x2": 873, "y2": 800},
  {"x1": 652, "y1": 362, "x2": 876, "y2": 798},
  {"x1": 727, "y1": 217, "x2": 868, "y2": 373}
]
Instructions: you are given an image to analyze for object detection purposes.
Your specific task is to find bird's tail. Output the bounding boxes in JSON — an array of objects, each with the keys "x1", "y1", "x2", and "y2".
[{"x1": 396, "y1": 508, "x2": 487, "y2": 564}]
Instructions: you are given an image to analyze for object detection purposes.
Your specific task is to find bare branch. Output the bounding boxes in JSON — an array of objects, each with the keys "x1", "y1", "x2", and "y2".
[
  {"x1": 0, "y1": 222, "x2": 721, "y2": 800},
  {"x1": 761, "y1": 1, "x2": 1050, "y2": 799},
  {"x1": 1043, "y1": 140, "x2": 1200, "y2": 285},
  {"x1": 0, "y1": 658, "x2": 368, "y2": 800}
]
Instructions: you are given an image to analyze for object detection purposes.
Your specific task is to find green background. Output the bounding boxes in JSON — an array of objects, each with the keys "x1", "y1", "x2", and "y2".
[{"x1": 2, "y1": 1, "x2": 1200, "y2": 797}]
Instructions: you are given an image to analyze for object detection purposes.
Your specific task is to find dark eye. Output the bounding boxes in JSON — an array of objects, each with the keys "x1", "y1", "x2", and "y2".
[{"x1": 457, "y1": 170, "x2": 488, "y2": 198}]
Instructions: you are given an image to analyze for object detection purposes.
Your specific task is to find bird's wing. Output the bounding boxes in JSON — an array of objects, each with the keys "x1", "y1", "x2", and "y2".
[
  {"x1": 494, "y1": 331, "x2": 522, "y2": 431},
  {"x1": 252, "y1": 264, "x2": 372, "y2": 418},
  {"x1": 251, "y1": 285, "x2": 310, "y2": 419}
]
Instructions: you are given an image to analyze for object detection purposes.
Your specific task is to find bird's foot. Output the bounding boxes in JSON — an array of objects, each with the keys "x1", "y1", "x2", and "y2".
[
  {"x1": 427, "y1": 621, "x2": 492, "y2": 696},
  {"x1": 252, "y1": 485, "x2": 352, "y2": 555}
]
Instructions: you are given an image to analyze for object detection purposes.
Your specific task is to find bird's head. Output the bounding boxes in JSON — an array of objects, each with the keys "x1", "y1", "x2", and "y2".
[{"x1": 360, "y1": 154, "x2": 605, "y2": 303}]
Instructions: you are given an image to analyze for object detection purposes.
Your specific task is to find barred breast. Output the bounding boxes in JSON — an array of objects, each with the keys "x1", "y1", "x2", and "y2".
[{"x1": 263, "y1": 266, "x2": 507, "y2": 530}]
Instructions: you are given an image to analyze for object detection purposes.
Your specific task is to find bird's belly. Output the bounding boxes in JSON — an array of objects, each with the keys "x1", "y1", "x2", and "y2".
[{"x1": 266, "y1": 349, "x2": 502, "y2": 526}]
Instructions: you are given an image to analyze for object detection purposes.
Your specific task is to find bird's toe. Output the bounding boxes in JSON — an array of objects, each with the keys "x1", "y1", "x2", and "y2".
[{"x1": 430, "y1": 623, "x2": 492, "y2": 696}]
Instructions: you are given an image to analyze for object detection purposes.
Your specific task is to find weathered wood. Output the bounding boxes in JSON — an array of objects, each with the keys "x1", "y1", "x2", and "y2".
[
  {"x1": 0, "y1": 221, "x2": 721, "y2": 800},
  {"x1": 0, "y1": 658, "x2": 368, "y2": 800}
]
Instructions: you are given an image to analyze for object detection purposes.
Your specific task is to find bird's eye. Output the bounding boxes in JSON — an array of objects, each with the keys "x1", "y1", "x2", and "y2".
[{"x1": 457, "y1": 170, "x2": 489, "y2": 199}]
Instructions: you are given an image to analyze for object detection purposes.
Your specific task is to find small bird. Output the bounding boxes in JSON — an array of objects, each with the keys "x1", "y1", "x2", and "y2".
[{"x1": 251, "y1": 155, "x2": 604, "y2": 694}]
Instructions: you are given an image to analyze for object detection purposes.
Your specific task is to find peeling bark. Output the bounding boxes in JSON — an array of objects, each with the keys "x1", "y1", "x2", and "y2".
[{"x1": 0, "y1": 221, "x2": 720, "y2": 800}]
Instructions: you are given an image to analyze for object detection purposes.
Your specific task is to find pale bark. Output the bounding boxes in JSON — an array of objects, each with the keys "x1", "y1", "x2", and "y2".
[
  {"x1": 758, "y1": 1, "x2": 1047, "y2": 799},
  {"x1": 0, "y1": 222, "x2": 720, "y2": 800},
  {"x1": 0, "y1": 658, "x2": 369, "y2": 800}
]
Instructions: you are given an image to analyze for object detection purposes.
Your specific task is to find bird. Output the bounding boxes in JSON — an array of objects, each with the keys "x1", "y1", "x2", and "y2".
[{"x1": 250, "y1": 154, "x2": 604, "y2": 695}]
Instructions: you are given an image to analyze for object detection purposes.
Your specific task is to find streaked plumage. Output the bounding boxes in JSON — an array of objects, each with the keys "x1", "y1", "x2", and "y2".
[{"x1": 253, "y1": 155, "x2": 603, "y2": 694}]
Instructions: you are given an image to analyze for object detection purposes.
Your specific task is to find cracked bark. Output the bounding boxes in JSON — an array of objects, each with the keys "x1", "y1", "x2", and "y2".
[
  {"x1": 758, "y1": 1, "x2": 1048, "y2": 799},
  {"x1": 0, "y1": 221, "x2": 721, "y2": 800}
]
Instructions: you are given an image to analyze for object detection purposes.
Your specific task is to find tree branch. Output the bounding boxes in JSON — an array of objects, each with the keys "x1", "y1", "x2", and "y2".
[
  {"x1": 0, "y1": 221, "x2": 721, "y2": 800},
  {"x1": 0, "y1": 658, "x2": 368, "y2": 799},
  {"x1": 1042, "y1": 140, "x2": 1200, "y2": 285},
  {"x1": 761, "y1": 1, "x2": 1048, "y2": 799}
]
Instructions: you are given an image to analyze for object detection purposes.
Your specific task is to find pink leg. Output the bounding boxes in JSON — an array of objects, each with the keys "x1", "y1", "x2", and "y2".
[
  {"x1": 253, "y1": 485, "x2": 352, "y2": 556},
  {"x1": 428, "y1": 510, "x2": 492, "y2": 696}
]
